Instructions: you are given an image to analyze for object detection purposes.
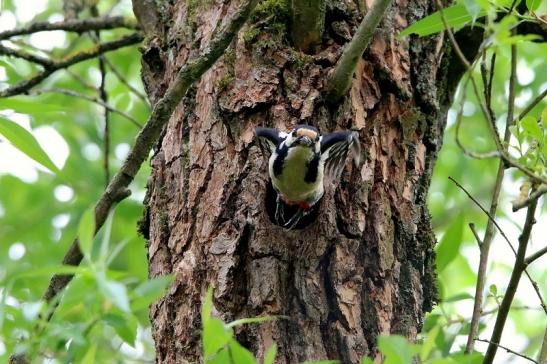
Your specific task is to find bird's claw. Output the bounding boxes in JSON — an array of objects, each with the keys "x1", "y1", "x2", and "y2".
[{"x1": 283, "y1": 208, "x2": 309, "y2": 230}]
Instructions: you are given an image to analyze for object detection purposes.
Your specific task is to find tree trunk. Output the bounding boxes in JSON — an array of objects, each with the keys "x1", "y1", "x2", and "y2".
[{"x1": 132, "y1": 0, "x2": 479, "y2": 362}]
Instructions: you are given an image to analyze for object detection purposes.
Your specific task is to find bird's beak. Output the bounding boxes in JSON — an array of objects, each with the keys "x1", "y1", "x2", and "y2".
[{"x1": 296, "y1": 136, "x2": 312, "y2": 146}]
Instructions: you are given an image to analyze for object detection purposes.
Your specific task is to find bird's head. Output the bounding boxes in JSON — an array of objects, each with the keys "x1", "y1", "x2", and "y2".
[{"x1": 284, "y1": 125, "x2": 320, "y2": 152}]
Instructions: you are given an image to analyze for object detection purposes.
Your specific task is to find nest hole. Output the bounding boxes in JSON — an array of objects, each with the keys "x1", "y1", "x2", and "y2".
[{"x1": 265, "y1": 182, "x2": 321, "y2": 230}]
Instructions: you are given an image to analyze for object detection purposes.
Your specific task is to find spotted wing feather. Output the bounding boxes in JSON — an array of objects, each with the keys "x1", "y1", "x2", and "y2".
[{"x1": 320, "y1": 131, "x2": 361, "y2": 180}]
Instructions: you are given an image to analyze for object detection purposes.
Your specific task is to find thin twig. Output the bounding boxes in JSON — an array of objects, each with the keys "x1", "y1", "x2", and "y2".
[
  {"x1": 484, "y1": 198, "x2": 539, "y2": 364},
  {"x1": 31, "y1": 88, "x2": 142, "y2": 128},
  {"x1": 90, "y1": 5, "x2": 111, "y2": 187},
  {"x1": 436, "y1": 0, "x2": 547, "y2": 185},
  {"x1": 515, "y1": 88, "x2": 547, "y2": 123},
  {"x1": 0, "y1": 44, "x2": 54, "y2": 68},
  {"x1": 525, "y1": 246, "x2": 547, "y2": 266},
  {"x1": 0, "y1": 33, "x2": 143, "y2": 98},
  {"x1": 476, "y1": 338, "x2": 538, "y2": 363},
  {"x1": 102, "y1": 56, "x2": 149, "y2": 104},
  {"x1": 0, "y1": 16, "x2": 139, "y2": 40},
  {"x1": 467, "y1": 39, "x2": 519, "y2": 353},
  {"x1": 513, "y1": 184, "x2": 547, "y2": 212},
  {"x1": 469, "y1": 223, "x2": 482, "y2": 247},
  {"x1": 449, "y1": 177, "x2": 517, "y2": 255},
  {"x1": 325, "y1": 0, "x2": 392, "y2": 101},
  {"x1": 449, "y1": 177, "x2": 546, "y2": 314}
]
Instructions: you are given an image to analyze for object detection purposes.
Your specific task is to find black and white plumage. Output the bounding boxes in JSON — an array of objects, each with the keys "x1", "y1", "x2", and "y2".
[{"x1": 255, "y1": 125, "x2": 361, "y2": 229}]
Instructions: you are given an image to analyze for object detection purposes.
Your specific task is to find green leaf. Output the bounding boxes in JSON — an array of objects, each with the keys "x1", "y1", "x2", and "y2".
[
  {"x1": 361, "y1": 358, "x2": 374, "y2": 364},
  {"x1": 489, "y1": 284, "x2": 497, "y2": 296},
  {"x1": 436, "y1": 215, "x2": 464, "y2": 272},
  {"x1": 526, "y1": 0, "x2": 541, "y2": 11},
  {"x1": 521, "y1": 116, "x2": 543, "y2": 141},
  {"x1": 264, "y1": 344, "x2": 277, "y2": 364},
  {"x1": 464, "y1": 0, "x2": 482, "y2": 24},
  {"x1": 202, "y1": 285, "x2": 214, "y2": 325},
  {"x1": 78, "y1": 208, "x2": 95, "y2": 259},
  {"x1": 0, "y1": 116, "x2": 60, "y2": 174},
  {"x1": 443, "y1": 292, "x2": 473, "y2": 303},
  {"x1": 378, "y1": 335, "x2": 416, "y2": 364},
  {"x1": 206, "y1": 349, "x2": 231, "y2": 364},
  {"x1": 131, "y1": 275, "x2": 173, "y2": 311},
  {"x1": 228, "y1": 339, "x2": 257, "y2": 364},
  {"x1": 203, "y1": 317, "x2": 233, "y2": 357},
  {"x1": 0, "y1": 97, "x2": 66, "y2": 115},
  {"x1": 103, "y1": 312, "x2": 138, "y2": 347},
  {"x1": 81, "y1": 344, "x2": 97, "y2": 364},
  {"x1": 227, "y1": 315, "x2": 282, "y2": 328},
  {"x1": 421, "y1": 325, "x2": 440, "y2": 361},
  {"x1": 399, "y1": 4, "x2": 486, "y2": 37},
  {"x1": 97, "y1": 275, "x2": 131, "y2": 312}
]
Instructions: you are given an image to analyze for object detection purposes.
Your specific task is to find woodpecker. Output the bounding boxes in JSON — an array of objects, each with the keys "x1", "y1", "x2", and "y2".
[{"x1": 255, "y1": 125, "x2": 361, "y2": 229}]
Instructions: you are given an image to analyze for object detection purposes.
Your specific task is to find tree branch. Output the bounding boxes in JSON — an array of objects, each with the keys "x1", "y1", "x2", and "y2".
[
  {"x1": 31, "y1": 88, "x2": 142, "y2": 127},
  {"x1": 483, "y1": 197, "x2": 539, "y2": 364},
  {"x1": 325, "y1": 0, "x2": 392, "y2": 101},
  {"x1": 0, "y1": 16, "x2": 139, "y2": 40},
  {"x1": 39, "y1": 0, "x2": 258, "y2": 317},
  {"x1": 513, "y1": 184, "x2": 547, "y2": 212},
  {"x1": 290, "y1": 0, "x2": 326, "y2": 52},
  {"x1": 0, "y1": 44, "x2": 54, "y2": 68},
  {"x1": 515, "y1": 87, "x2": 547, "y2": 123},
  {"x1": 0, "y1": 33, "x2": 143, "y2": 98},
  {"x1": 476, "y1": 338, "x2": 538, "y2": 364},
  {"x1": 449, "y1": 177, "x2": 546, "y2": 315},
  {"x1": 525, "y1": 246, "x2": 547, "y2": 266},
  {"x1": 465, "y1": 38, "x2": 518, "y2": 353}
]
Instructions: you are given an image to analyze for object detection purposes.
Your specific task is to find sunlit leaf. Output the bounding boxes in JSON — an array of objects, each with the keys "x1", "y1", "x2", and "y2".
[
  {"x1": 521, "y1": 116, "x2": 543, "y2": 141},
  {"x1": 97, "y1": 275, "x2": 131, "y2": 312},
  {"x1": 399, "y1": 4, "x2": 486, "y2": 37},
  {"x1": 202, "y1": 285, "x2": 214, "y2": 325},
  {"x1": 78, "y1": 207, "x2": 95, "y2": 259},
  {"x1": 526, "y1": 0, "x2": 541, "y2": 11},
  {"x1": 420, "y1": 325, "x2": 440, "y2": 361},
  {"x1": 131, "y1": 275, "x2": 173, "y2": 311},
  {"x1": 103, "y1": 312, "x2": 138, "y2": 347},
  {"x1": 443, "y1": 292, "x2": 473, "y2": 303},
  {"x1": 228, "y1": 339, "x2": 257, "y2": 364},
  {"x1": 226, "y1": 315, "x2": 282, "y2": 328},
  {"x1": 203, "y1": 317, "x2": 232, "y2": 357},
  {"x1": 378, "y1": 335, "x2": 418, "y2": 364},
  {"x1": 81, "y1": 344, "x2": 97, "y2": 364},
  {"x1": 464, "y1": 0, "x2": 482, "y2": 24},
  {"x1": 0, "y1": 97, "x2": 66, "y2": 115},
  {"x1": 0, "y1": 116, "x2": 60, "y2": 174},
  {"x1": 264, "y1": 344, "x2": 277, "y2": 364},
  {"x1": 436, "y1": 215, "x2": 465, "y2": 272}
]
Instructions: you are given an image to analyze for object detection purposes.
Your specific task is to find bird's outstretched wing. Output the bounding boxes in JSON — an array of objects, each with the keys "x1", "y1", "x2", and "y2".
[
  {"x1": 320, "y1": 131, "x2": 361, "y2": 180},
  {"x1": 255, "y1": 127, "x2": 286, "y2": 156}
]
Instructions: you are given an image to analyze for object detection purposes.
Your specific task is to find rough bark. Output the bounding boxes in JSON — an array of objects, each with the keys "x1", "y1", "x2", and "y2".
[{"x1": 133, "y1": 0, "x2": 479, "y2": 362}]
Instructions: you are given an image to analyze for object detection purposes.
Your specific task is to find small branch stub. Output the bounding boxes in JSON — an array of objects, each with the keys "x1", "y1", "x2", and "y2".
[{"x1": 325, "y1": 0, "x2": 392, "y2": 102}]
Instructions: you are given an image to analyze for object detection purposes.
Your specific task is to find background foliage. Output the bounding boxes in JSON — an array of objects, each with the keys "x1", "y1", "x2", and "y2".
[{"x1": 0, "y1": 0, "x2": 545, "y2": 363}]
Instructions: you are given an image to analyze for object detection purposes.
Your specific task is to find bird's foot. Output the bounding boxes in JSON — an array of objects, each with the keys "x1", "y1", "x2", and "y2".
[{"x1": 283, "y1": 208, "x2": 310, "y2": 230}]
